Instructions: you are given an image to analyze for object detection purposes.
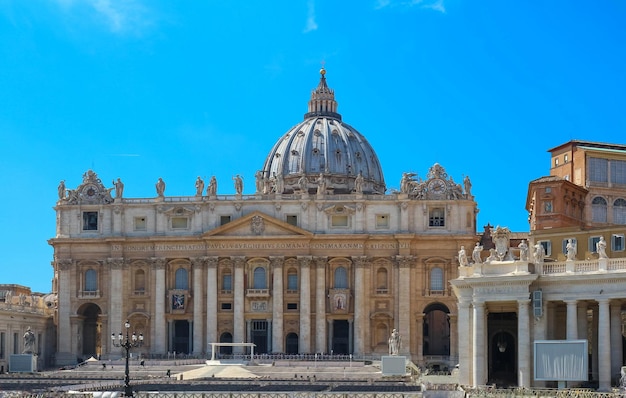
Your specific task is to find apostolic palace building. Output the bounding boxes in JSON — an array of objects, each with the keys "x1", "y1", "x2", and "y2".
[{"x1": 43, "y1": 69, "x2": 626, "y2": 390}]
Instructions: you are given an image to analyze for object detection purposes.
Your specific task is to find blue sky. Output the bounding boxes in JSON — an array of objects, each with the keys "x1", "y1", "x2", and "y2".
[{"x1": 1, "y1": 0, "x2": 625, "y2": 293}]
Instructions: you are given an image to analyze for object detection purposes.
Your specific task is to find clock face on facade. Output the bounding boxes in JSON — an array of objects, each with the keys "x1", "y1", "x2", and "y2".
[
  {"x1": 428, "y1": 179, "x2": 446, "y2": 194},
  {"x1": 83, "y1": 184, "x2": 98, "y2": 197}
]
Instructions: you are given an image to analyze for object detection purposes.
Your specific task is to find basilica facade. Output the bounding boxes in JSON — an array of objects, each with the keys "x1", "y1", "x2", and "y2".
[{"x1": 49, "y1": 69, "x2": 478, "y2": 367}]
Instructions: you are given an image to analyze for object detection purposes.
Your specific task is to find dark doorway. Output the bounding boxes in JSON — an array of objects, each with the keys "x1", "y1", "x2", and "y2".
[
  {"x1": 488, "y1": 312, "x2": 517, "y2": 387},
  {"x1": 173, "y1": 320, "x2": 190, "y2": 354},
  {"x1": 422, "y1": 303, "x2": 450, "y2": 356},
  {"x1": 332, "y1": 320, "x2": 349, "y2": 354},
  {"x1": 286, "y1": 333, "x2": 299, "y2": 354},
  {"x1": 219, "y1": 332, "x2": 232, "y2": 355},
  {"x1": 78, "y1": 303, "x2": 101, "y2": 358},
  {"x1": 251, "y1": 320, "x2": 268, "y2": 354}
]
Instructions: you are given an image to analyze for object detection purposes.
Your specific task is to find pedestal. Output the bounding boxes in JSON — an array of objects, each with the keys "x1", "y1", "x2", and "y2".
[
  {"x1": 381, "y1": 355, "x2": 406, "y2": 376},
  {"x1": 9, "y1": 354, "x2": 37, "y2": 372}
]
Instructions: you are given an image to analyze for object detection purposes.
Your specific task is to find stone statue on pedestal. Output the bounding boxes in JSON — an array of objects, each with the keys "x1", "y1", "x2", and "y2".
[{"x1": 388, "y1": 328, "x2": 401, "y2": 356}]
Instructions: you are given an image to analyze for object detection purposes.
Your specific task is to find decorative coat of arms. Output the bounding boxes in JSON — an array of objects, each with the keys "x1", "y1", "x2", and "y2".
[
  {"x1": 251, "y1": 215, "x2": 265, "y2": 235},
  {"x1": 491, "y1": 226, "x2": 513, "y2": 261}
]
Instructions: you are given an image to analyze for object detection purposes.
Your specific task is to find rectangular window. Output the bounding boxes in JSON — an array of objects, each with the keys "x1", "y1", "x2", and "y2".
[
  {"x1": 220, "y1": 215, "x2": 231, "y2": 226},
  {"x1": 222, "y1": 274, "x2": 232, "y2": 292},
  {"x1": 545, "y1": 187, "x2": 551, "y2": 193},
  {"x1": 287, "y1": 274, "x2": 298, "y2": 291},
  {"x1": 611, "y1": 160, "x2": 626, "y2": 185},
  {"x1": 134, "y1": 217, "x2": 147, "y2": 231},
  {"x1": 331, "y1": 215, "x2": 349, "y2": 227},
  {"x1": 287, "y1": 303, "x2": 298, "y2": 310},
  {"x1": 562, "y1": 238, "x2": 577, "y2": 255},
  {"x1": 82, "y1": 212, "x2": 98, "y2": 231},
  {"x1": 564, "y1": 154, "x2": 569, "y2": 163},
  {"x1": 0, "y1": 332, "x2": 5, "y2": 359},
  {"x1": 375, "y1": 214, "x2": 389, "y2": 228},
  {"x1": 286, "y1": 215, "x2": 298, "y2": 226},
  {"x1": 539, "y1": 241, "x2": 552, "y2": 257},
  {"x1": 221, "y1": 302, "x2": 232, "y2": 310},
  {"x1": 554, "y1": 158, "x2": 559, "y2": 167},
  {"x1": 589, "y1": 236, "x2": 601, "y2": 253},
  {"x1": 171, "y1": 217, "x2": 188, "y2": 229},
  {"x1": 612, "y1": 234, "x2": 624, "y2": 252},
  {"x1": 588, "y1": 157, "x2": 608, "y2": 183},
  {"x1": 429, "y1": 208, "x2": 445, "y2": 227}
]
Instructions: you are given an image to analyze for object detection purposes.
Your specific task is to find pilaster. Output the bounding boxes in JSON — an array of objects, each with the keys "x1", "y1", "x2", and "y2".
[
  {"x1": 299, "y1": 256, "x2": 312, "y2": 353},
  {"x1": 314, "y1": 257, "x2": 327, "y2": 353},
  {"x1": 233, "y1": 256, "x2": 246, "y2": 353},
  {"x1": 396, "y1": 255, "x2": 413, "y2": 355},
  {"x1": 152, "y1": 257, "x2": 167, "y2": 354},
  {"x1": 271, "y1": 256, "x2": 284, "y2": 353},
  {"x1": 191, "y1": 257, "x2": 205, "y2": 354}
]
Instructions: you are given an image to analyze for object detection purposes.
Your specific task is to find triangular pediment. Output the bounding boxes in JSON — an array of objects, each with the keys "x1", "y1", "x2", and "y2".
[{"x1": 203, "y1": 211, "x2": 313, "y2": 238}]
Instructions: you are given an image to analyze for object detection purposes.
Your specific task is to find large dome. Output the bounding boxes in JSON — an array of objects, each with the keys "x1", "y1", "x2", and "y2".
[{"x1": 260, "y1": 69, "x2": 386, "y2": 195}]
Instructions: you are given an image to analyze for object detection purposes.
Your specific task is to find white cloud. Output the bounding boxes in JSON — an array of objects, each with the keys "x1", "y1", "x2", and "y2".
[
  {"x1": 54, "y1": 0, "x2": 153, "y2": 35},
  {"x1": 303, "y1": 0, "x2": 318, "y2": 33},
  {"x1": 374, "y1": 0, "x2": 446, "y2": 13}
]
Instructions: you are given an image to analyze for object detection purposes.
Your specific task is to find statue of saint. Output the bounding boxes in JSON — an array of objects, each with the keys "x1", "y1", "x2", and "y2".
[
  {"x1": 57, "y1": 180, "x2": 66, "y2": 200},
  {"x1": 518, "y1": 239, "x2": 529, "y2": 261},
  {"x1": 298, "y1": 175, "x2": 308, "y2": 193},
  {"x1": 597, "y1": 236, "x2": 608, "y2": 259},
  {"x1": 233, "y1": 174, "x2": 243, "y2": 195},
  {"x1": 112, "y1": 178, "x2": 124, "y2": 199},
  {"x1": 156, "y1": 178, "x2": 166, "y2": 197},
  {"x1": 354, "y1": 172, "x2": 364, "y2": 193},
  {"x1": 207, "y1": 176, "x2": 217, "y2": 196},
  {"x1": 566, "y1": 239, "x2": 577, "y2": 261},
  {"x1": 458, "y1": 246, "x2": 469, "y2": 266},
  {"x1": 317, "y1": 173, "x2": 326, "y2": 195},
  {"x1": 195, "y1": 176, "x2": 204, "y2": 196},
  {"x1": 533, "y1": 242, "x2": 544, "y2": 264},
  {"x1": 388, "y1": 328, "x2": 401, "y2": 356},
  {"x1": 255, "y1": 171, "x2": 264, "y2": 194},
  {"x1": 463, "y1": 175, "x2": 472, "y2": 197},
  {"x1": 472, "y1": 242, "x2": 483, "y2": 264},
  {"x1": 23, "y1": 327, "x2": 35, "y2": 354}
]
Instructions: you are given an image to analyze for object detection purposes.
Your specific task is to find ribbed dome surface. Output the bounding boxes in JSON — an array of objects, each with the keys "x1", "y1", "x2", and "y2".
[{"x1": 261, "y1": 69, "x2": 386, "y2": 195}]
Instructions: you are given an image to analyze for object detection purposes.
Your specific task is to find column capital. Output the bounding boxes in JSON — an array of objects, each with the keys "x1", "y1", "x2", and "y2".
[
  {"x1": 314, "y1": 256, "x2": 327, "y2": 269},
  {"x1": 395, "y1": 255, "x2": 414, "y2": 269},
  {"x1": 57, "y1": 258, "x2": 74, "y2": 271},
  {"x1": 206, "y1": 256, "x2": 219, "y2": 269},
  {"x1": 232, "y1": 256, "x2": 246, "y2": 269},
  {"x1": 596, "y1": 297, "x2": 610, "y2": 305},
  {"x1": 107, "y1": 257, "x2": 125, "y2": 270},
  {"x1": 298, "y1": 256, "x2": 312, "y2": 268},
  {"x1": 351, "y1": 256, "x2": 369, "y2": 269},
  {"x1": 151, "y1": 257, "x2": 167, "y2": 270},
  {"x1": 472, "y1": 301, "x2": 486, "y2": 309},
  {"x1": 190, "y1": 257, "x2": 206, "y2": 268},
  {"x1": 517, "y1": 299, "x2": 531, "y2": 306},
  {"x1": 458, "y1": 300, "x2": 471, "y2": 309},
  {"x1": 270, "y1": 256, "x2": 285, "y2": 268}
]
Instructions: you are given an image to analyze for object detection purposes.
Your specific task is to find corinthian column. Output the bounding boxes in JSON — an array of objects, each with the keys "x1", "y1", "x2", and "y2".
[
  {"x1": 56, "y1": 259, "x2": 73, "y2": 357},
  {"x1": 153, "y1": 258, "x2": 167, "y2": 354},
  {"x1": 396, "y1": 255, "x2": 413, "y2": 355},
  {"x1": 271, "y1": 256, "x2": 284, "y2": 353},
  {"x1": 517, "y1": 299, "x2": 531, "y2": 388},
  {"x1": 352, "y1": 256, "x2": 368, "y2": 355},
  {"x1": 233, "y1": 256, "x2": 246, "y2": 353},
  {"x1": 108, "y1": 258, "x2": 124, "y2": 355},
  {"x1": 314, "y1": 257, "x2": 327, "y2": 353},
  {"x1": 206, "y1": 257, "x2": 218, "y2": 354},
  {"x1": 597, "y1": 298, "x2": 611, "y2": 391},
  {"x1": 299, "y1": 256, "x2": 312, "y2": 353},
  {"x1": 191, "y1": 257, "x2": 205, "y2": 354}
]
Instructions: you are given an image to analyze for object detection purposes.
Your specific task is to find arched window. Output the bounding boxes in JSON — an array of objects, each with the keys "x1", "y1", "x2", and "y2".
[
  {"x1": 614, "y1": 198, "x2": 626, "y2": 224},
  {"x1": 253, "y1": 267, "x2": 266, "y2": 289},
  {"x1": 84, "y1": 269, "x2": 97, "y2": 292},
  {"x1": 175, "y1": 268, "x2": 188, "y2": 290},
  {"x1": 430, "y1": 267, "x2": 444, "y2": 292},
  {"x1": 334, "y1": 267, "x2": 348, "y2": 289},
  {"x1": 134, "y1": 269, "x2": 145, "y2": 293},
  {"x1": 592, "y1": 196, "x2": 607, "y2": 223}
]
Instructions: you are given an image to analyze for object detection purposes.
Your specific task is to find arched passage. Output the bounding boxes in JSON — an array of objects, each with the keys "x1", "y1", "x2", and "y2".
[
  {"x1": 422, "y1": 302, "x2": 450, "y2": 357},
  {"x1": 77, "y1": 303, "x2": 102, "y2": 358}
]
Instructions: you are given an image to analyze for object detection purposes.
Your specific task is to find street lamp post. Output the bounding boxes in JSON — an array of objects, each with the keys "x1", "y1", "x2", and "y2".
[{"x1": 111, "y1": 320, "x2": 144, "y2": 397}]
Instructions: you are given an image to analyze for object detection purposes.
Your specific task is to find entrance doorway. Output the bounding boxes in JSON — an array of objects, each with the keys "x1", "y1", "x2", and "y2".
[
  {"x1": 332, "y1": 320, "x2": 349, "y2": 354},
  {"x1": 488, "y1": 312, "x2": 517, "y2": 387},
  {"x1": 173, "y1": 320, "x2": 190, "y2": 354},
  {"x1": 251, "y1": 320, "x2": 268, "y2": 354},
  {"x1": 285, "y1": 333, "x2": 299, "y2": 354},
  {"x1": 78, "y1": 303, "x2": 102, "y2": 359},
  {"x1": 219, "y1": 332, "x2": 233, "y2": 355}
]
